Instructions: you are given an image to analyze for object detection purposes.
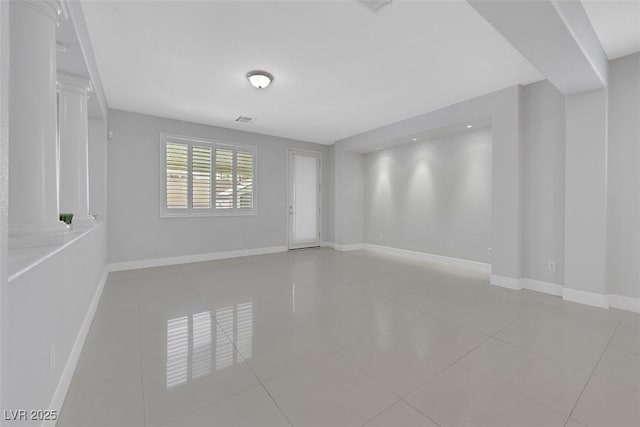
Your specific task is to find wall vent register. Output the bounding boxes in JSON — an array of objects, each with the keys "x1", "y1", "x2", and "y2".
[{"x1": 235, "y1": 116, "x2": 256, "y2": 124}]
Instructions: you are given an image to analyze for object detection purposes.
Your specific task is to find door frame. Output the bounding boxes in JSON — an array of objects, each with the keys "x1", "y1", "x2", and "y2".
[{"x1": 287, "y1": 148, "x2": 322, "y2": 250}]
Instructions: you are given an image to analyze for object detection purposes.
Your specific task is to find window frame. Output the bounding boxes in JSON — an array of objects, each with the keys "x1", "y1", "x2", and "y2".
[{"x1": 160, "y1": 133, "x2": 258, "y2": 218}]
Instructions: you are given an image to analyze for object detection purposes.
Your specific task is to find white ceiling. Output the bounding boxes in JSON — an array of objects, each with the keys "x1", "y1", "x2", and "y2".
[
  {"x1": 582, "y1": 0, "x2": 640, "y2": 60},
  {"x1": 82, "y1": 0, "x2": 543, "y2": 144}
]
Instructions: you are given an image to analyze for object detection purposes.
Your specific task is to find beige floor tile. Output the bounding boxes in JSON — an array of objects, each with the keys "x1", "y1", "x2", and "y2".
[
  {"x1": 340, "y1": 331, "x2": 452, "y2": 397},
  {"x1": 595, "y1": 346, "x2": 640, "y2": 390},
  {"x1": 365, "y1": 401, "x2": 438, "y2": 427},
  {"x1": 164, "y1": 386, "x2": 290, "y2": 427},
  {"x1": 406, "y1": 364, "x2": 567, "y2": 427},
  {"x1": 572, "y1": 375, "x2": 640, "y2": 427},
  {"x1": 459, "y1": 338, "x2": 591, "y2": 415},
  {"x1": 265, "y1": 354, "x2": 398, "y2": 426},
  {"x1": 58, "y1": 375, "x2": 144, "y2": 427}
]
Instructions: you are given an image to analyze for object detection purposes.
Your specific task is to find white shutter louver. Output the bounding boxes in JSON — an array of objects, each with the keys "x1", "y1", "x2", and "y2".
[
  {"x1": 166, "y1": 142, "x2": 189, "y2": 209},
  {"x1": 192, "y1": 146, "x2": 212, "y2": 209},
  {"x1": 162, "y1": 135, "x2": 256, "y2": 216},
  {"x1": 215, "y1": 148, "x2": 233, "y2": 209},
  {"x1": 236, "y1": 150, "x2": 254, "y2": 209}
]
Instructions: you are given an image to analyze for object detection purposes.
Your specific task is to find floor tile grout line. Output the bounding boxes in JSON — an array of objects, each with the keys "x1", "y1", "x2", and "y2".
[
  {"x1": 84, "y1": 258, "x2": 636, "y2": 427},
  {"x1": 193, "y1": 272, "x2": 427, "y2": 427},
  {"x1": 285, "y1": 277, "x2": 546, "y2": 426},
  {"x1": 393, "y1": 295, "x2": 561, "y2": 426},
  {"x1": 212, "y1": 314, "x2": 295, "y2": 427},
  {"x1": 156, "y1": 271, "x2": 293, "y2": 427},
  {"x1": 607, "y1": 342, "x2": 640, "y2": 357},
  {"x1": 389, "y1": 319, "x2": 497, "y2": 426},
  {"x1": 183, "y1": 267, "x2": 342, "y2": 389},
  {"x1": 566, "y1": 317, "x2": 623, "y2": 425},
  {"x1": 357, "y1": 400, "x2": 407, "y2": 427},
  {"x1": 143, "y1": 270, "x2": 264, "y2": 427},
  {"x1": 333, "y1": 342, "x2": 447, "y2": 427},
  {"x1": 156, "y1": 384, "x2": 264, "y2": 427},
  {"x1": 260, "y1": 384, "x2": 294, "y2": 427},
  {"x1": 134, "y1": 281, "x2": 148, "y2": 427},
  {"x1": 194, "y1": 273, "x2": 299, "y2": 427},
  {"x1": 590, "y1": 372, "x2": 640, "y2": 393}
]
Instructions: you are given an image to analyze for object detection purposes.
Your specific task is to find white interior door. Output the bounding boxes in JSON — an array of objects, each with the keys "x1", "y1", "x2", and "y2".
[{"x1": 288, "y1": 150, "x2": 321, "y2": 249}]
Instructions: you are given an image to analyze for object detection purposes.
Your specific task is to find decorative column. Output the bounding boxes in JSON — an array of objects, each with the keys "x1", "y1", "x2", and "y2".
[
  {"x1": 57, "y1": 73, "x2": 94, "y2": 228},
  {"x1": 8, "y1": 0, "x2": 68, "y2": 246}
]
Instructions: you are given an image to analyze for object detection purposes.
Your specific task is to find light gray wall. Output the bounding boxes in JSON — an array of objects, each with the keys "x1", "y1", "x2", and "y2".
[
  {"x1": 564, "y1": 88, "x2": 608, "y2": 295},
  {"x1": 107, "y1": 109, "x2": 333, "y2": 263},
  {"x1": 607, "y1": 53, "x2": 640, "y2": 298},
  {"x1": 88, "y1": 118, "x2": 108, "y2": 220},
  {"x1": 324, "y1": 144, "x2": 335, "y2": 243},
  {"x1": 490, "y1": 86, "x2": 523, "y2": 280},
  {"x1": 364, "y1": 128, "x2": 492, "y2": 263},
  {"x1": 335, "y1": 86, "x2": 523, "y2": 280},
  {"x1": 522, "y1": 80, "x2": 565, "y2": 284},
  {"x1": 333, "y1": 143, "x2": 364, "y2": 246},
  {"x1": 0, "y1": 0, "x2": 8, "y2": 411}
]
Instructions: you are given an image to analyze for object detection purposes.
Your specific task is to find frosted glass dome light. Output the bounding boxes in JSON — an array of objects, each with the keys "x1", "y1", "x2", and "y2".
[{"x1": 247, "y1": 71, "x2": 273, "y2": 89}]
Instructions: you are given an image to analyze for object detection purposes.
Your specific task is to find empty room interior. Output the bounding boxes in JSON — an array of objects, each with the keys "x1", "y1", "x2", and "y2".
[{"x1": 1, "y1": 0, "x2": 640, "y2": 426}]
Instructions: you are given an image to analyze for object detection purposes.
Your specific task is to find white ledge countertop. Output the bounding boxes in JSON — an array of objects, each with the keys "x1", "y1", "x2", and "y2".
[{"x1": 8, "y1": 221, "x2": 103, "y2": 282}]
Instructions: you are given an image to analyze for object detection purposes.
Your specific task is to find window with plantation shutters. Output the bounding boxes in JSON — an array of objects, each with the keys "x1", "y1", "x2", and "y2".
[
  {"x1": 215, "y1": 148, "x2": 233, "y2": 209},
  {"x1": 236, "y1": 150, "x2": 254, "y2": 209},
  {"x1": 192, "y1": 145, "x2": 212, "y2": 209},
  {"x1": 161, "y1": 134, "x2": 257, "y2": 216},
  {"x1": 165, "y1": 142, "x2": 189, "y2": 209}
]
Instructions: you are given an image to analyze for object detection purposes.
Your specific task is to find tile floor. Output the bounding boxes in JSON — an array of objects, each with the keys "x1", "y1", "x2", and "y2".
[{"x1": 58, "y1": 249, "x2": 640, "y2": 427}]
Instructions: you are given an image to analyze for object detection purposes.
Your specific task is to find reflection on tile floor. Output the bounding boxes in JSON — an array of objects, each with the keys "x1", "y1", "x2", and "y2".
[{"x1": 58, "y1": 248, "x2": 640, "y2": 426}]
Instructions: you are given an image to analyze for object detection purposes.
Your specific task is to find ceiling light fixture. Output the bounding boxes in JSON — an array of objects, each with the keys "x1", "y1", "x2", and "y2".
[
  {"x1": 466, "y1": 124, "x2": 473, "y2": 128},
  {"x1": 412, "y1": 138, "x2": 417, "y2": 141},
  {"x1": 356, "y1": 0, "x2": 393, "y2": 13},
  {"x1": 247, "y1": 70, "x2": 273, "y2": 89}
]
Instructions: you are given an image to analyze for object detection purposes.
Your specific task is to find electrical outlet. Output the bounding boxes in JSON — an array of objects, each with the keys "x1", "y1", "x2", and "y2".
[
  {"x1": 548, "y1": 260, "x2": 556, "y2": 272},
  {"x1": 49, "y1": 344, "x2": 56, "y2": 372},
  {"x1": 487, "y1": 248, "x2": 492, "y2": 257}
]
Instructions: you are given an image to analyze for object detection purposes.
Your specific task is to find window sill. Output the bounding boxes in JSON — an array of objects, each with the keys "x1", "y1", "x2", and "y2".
[
  {"x1": 160, "y1": 210, "x2": 258, "y2": 218},
  {"x1": 8, "y1": 221, "x2": 103, "y2": 282}
]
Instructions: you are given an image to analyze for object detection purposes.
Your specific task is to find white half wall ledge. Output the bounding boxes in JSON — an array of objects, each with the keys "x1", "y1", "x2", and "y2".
[
  {"x1": 365, "y1": 244, "x2": 491, "y2": 273},
  {"x1": 108, "y1": 245, "x2": 288, "y2": 272},
  {"x1": 44, "y1": 267, "x2": 109, "y2": 427}
]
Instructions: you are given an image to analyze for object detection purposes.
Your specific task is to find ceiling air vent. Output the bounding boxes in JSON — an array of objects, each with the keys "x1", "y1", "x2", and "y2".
[
  {"x1": 235, "y1": 116, "x2": 256, "y2": 124},
  {"x1": 355, "y1": 0, "x2": 392, "y2": 13}
]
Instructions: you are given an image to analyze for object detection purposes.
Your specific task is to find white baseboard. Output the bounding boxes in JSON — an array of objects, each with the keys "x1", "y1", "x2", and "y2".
[
  {"x1": 562, "y1": 287, "x2": 610, "y2": 309},
  {"x1": 490, "y1": 274, "x2": 523, "y2": 290},
  {"x1": 364, "y1": 244, "x2": 491, "y2": 273},
  {"x1": 522, "y1": 278, "x2": 564, "y2": 296},
  {"x1": 609, "y1": 294, "x2": 640, "y2": 313},
  {"x1": 489, "y1": 276, "x2": 638, "y2": 312},
  {"x1": 334, "y1": 243, "x2": 365, "y2": 251},
  {"x1": 109, "y1": 245, "x2": 288, "y2": 272},
  {"x1": 46, "y1": 267, "x2": 109, "y2": 427},
  {"x1": 320, "y1": 241, "x2": 336, "y2": 249}
]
